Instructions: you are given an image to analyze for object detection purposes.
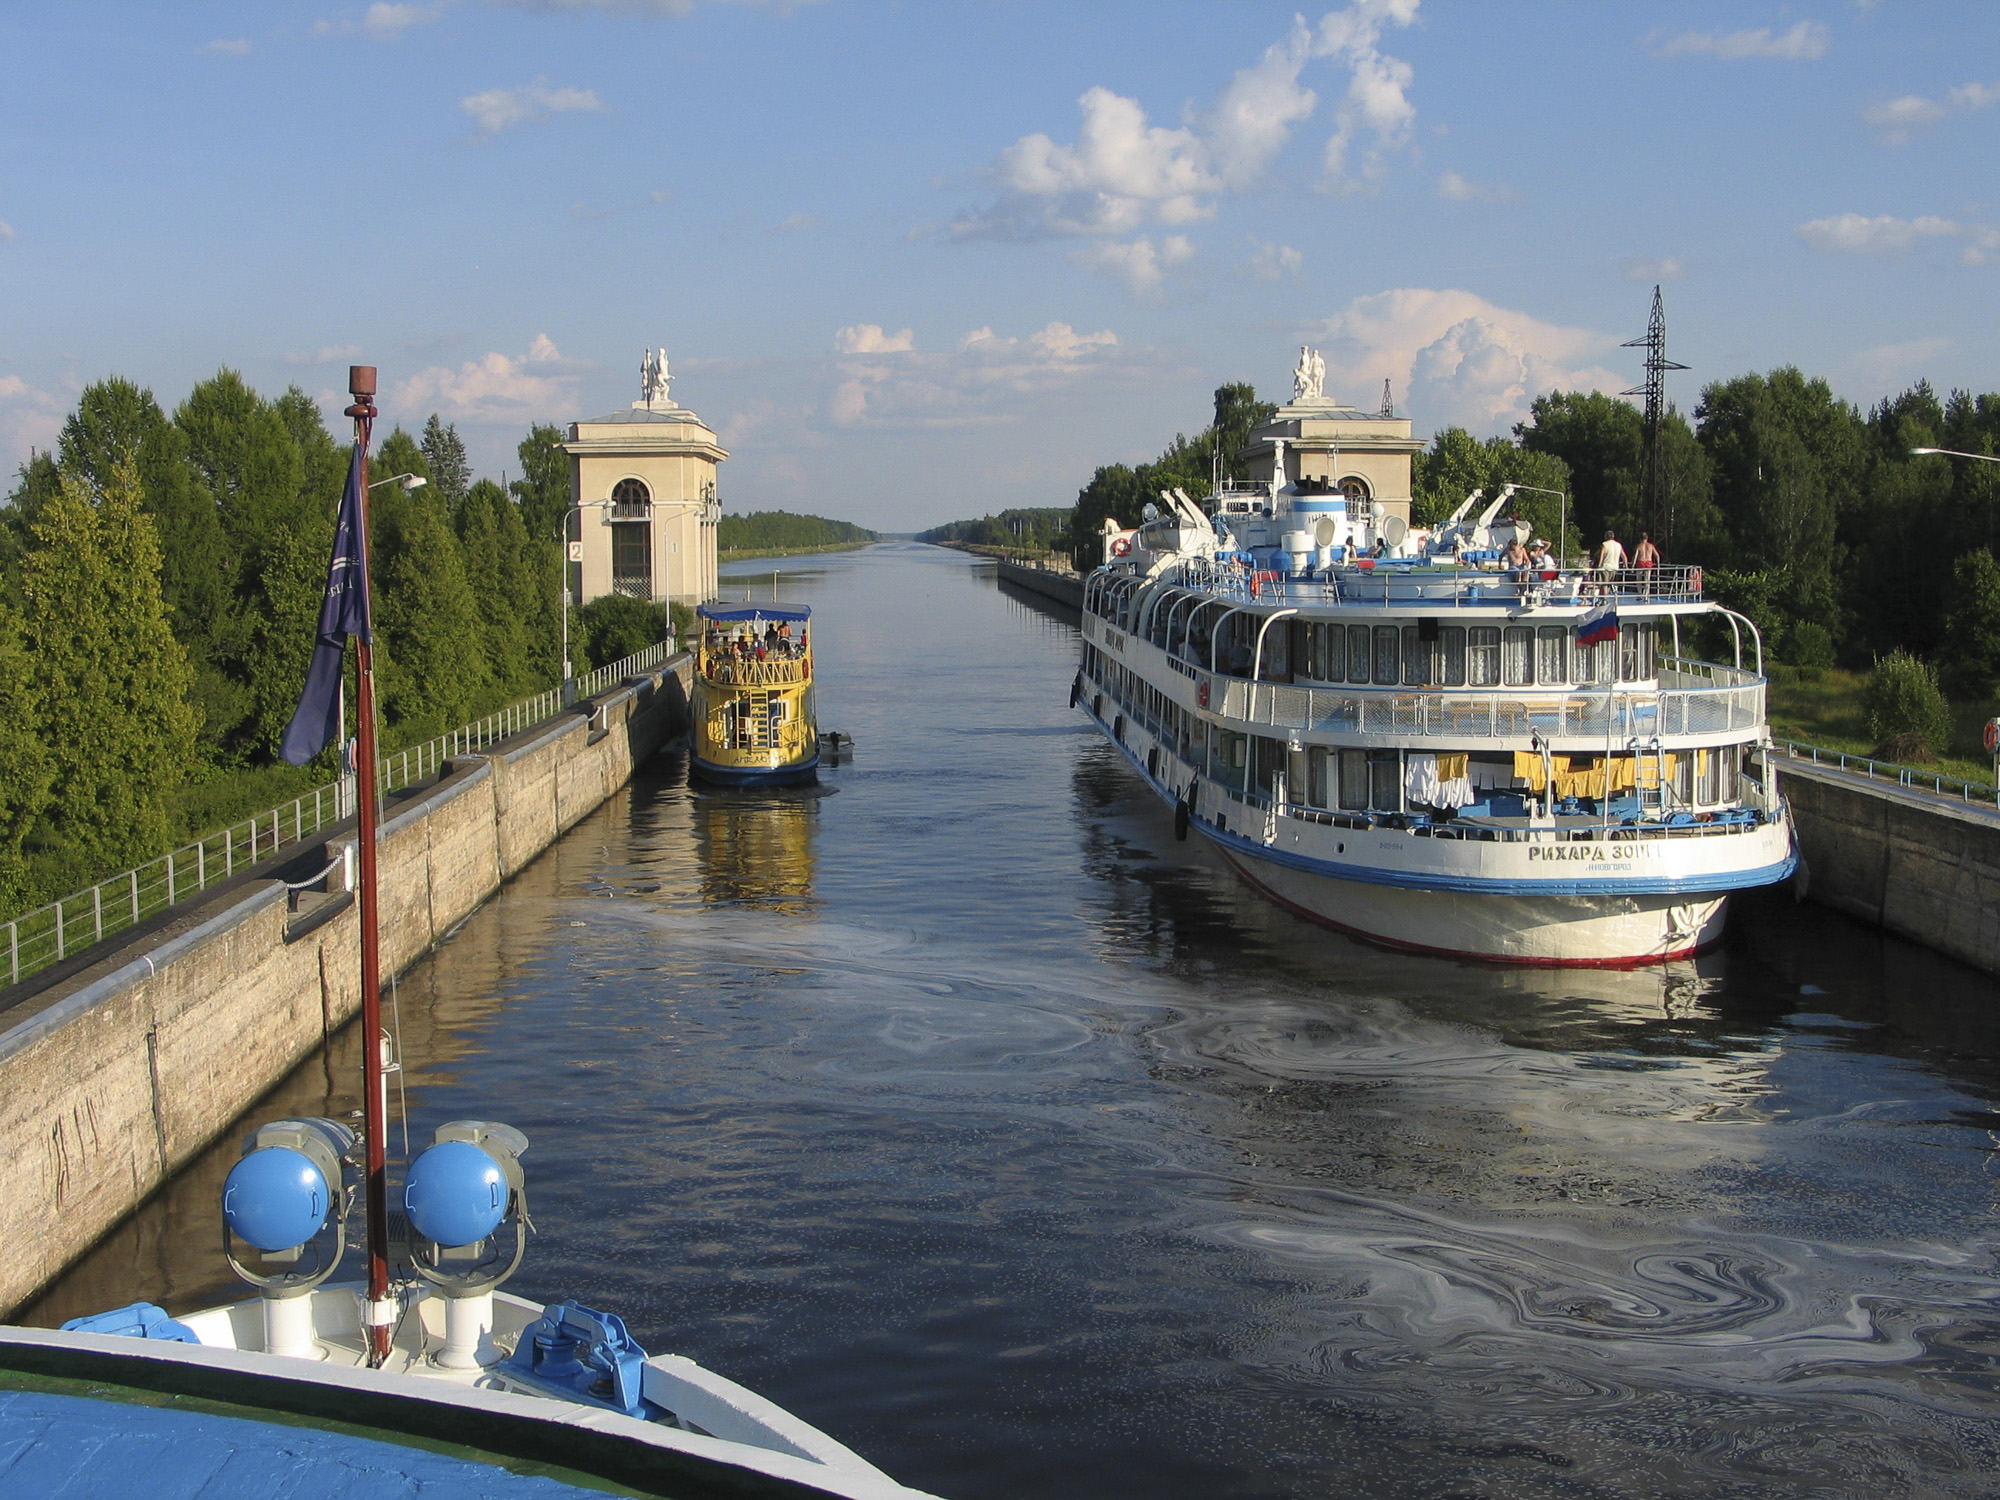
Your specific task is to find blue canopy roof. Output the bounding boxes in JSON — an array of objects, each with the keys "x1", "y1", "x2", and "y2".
[{"x1": 697, "y1": 603, "x2": 811, "y2": 622}]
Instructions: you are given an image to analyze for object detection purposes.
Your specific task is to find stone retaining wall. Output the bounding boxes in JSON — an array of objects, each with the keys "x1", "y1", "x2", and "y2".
[
  {"x1": 0, "y1": 658, "x2": 691, "y2": 1316},
  {"x1": 1780, "y1": 757, "x2": 2000, "y2": 977}
]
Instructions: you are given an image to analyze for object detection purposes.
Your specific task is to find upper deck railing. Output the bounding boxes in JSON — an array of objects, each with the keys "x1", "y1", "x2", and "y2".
[
  {"x1": 1212, "y1": 676, "x2": 1765, "y2": 742},
  {"x1": 1109, "y1": 558, "x2": 1706, "y2": 610},
  {"x1": 699, "y1": 650, "x2": 812, "y2": 687}
]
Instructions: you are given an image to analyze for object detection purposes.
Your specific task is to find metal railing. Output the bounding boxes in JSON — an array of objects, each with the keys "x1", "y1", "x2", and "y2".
[
  {"x1": 1776, "y1": 738, "x2": 2000, "y2": 810},
  {"x1": 698, "y1": 651, "x2": 811, "y2": 687},
  {"x1": 1219, "y1": 678, "x2": 1766, "y2": 742},
  {"x1": 1, "y1": 640, "x2": 676, "y2": 991},
  {"x1": 1131, "y1": 558, "x2": 1706, "y2": 609}
]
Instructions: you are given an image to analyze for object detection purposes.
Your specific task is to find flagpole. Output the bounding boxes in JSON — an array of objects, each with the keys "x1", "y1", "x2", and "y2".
[{"x1": 344, "y1": 364, "x2": 393, "y2": 1368}]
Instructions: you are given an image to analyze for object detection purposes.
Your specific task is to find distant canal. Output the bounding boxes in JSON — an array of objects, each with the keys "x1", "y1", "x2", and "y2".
[{"x1": 32, "y1": 543, "x2": 2000, "y2": 1497}]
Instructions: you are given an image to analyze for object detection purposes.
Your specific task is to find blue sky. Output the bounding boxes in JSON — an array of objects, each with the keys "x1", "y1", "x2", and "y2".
[{"x1": 2, "y1": 1, "x2": 1996, "y2": 530}]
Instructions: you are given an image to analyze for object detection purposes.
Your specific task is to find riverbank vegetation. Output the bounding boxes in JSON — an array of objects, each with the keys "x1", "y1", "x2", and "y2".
[
  {"x1": 717, "y1": 511, "x2": 875, "y2": 556},
  {"x1": 918, "y1": 507, "x2": 1071, "y2": 553},
  {"x1": 0, "y1": 375, "x2": 672, "y2": 917},
  {"x1": 1063, "y1": 373, "x2": 2000, "y2": 774}
]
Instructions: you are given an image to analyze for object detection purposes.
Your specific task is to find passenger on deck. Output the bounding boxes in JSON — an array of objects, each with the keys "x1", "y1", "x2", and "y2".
[
  {"x1": 776, "y1": 620, "x2": 794, "y2": 655},
  {"x1": 1632, "y1": 531, "x2": 1660, "y2": 595},
  {"x1": 1596, "y1": 531, "x2": 1626, "y2": 588},
  {"x1": 1505, "y1": 537, "x2": 1532, "y2": 584}
]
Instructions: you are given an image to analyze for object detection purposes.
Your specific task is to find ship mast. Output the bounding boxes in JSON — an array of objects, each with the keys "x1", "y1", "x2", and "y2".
[{"x1": 341, "y1": 365, "x2": 394, "y2": 1368}]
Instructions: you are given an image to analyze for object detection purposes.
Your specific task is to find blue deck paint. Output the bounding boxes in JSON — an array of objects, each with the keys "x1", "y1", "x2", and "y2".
[{"x1": 0, "y1": 1389, "x2": 615, "y2": 1498}]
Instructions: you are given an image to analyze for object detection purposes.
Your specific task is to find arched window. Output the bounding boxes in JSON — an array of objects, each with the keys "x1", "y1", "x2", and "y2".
[
  {"x1": 611, "y1": 477, "x2": 650, "y2": 505},
  {"x1": 1338, "y1": 475, "x2": 1371, "y2": 504}
]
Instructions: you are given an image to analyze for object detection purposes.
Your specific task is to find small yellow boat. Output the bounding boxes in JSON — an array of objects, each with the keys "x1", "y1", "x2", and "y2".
[{"x1": 690, "y1": 604, "x2": 818, "y2": 787}]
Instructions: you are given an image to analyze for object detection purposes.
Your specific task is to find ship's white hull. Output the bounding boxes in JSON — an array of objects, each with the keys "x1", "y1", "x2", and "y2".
[
  {"x1": 1210, "y1": 841, "x2": 1728, "y2": 966},
  {"x1": 1087, "y1": 697, "x2": 1790, "y2": 968}
]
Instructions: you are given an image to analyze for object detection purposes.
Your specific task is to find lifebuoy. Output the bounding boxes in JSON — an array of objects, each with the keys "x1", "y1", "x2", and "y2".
[
  {"x1": 1111, "y1": 536, "x2": 1132, "y2": 557},
  {"x1": 1197, "y1": 679, "x2": 1210, "y2": 709},
  {"x1": 1689, "y1": 566, "x2": 1703, "y2": 597},
  {"x1": 1985, "y1": 718, "x2": 1999, "y2": 754}
]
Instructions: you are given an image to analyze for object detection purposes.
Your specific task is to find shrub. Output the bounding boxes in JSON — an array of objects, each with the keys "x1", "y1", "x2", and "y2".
[
  {"x1": 576, "y1": 595, "x2": 667, "y2": 671},
  {"x1": 1865, "y1": 650, "x2": 1952, "y2": 763},
  {"x1": 1785, "y1": 620, "x2": 1836, "y2": 671}
]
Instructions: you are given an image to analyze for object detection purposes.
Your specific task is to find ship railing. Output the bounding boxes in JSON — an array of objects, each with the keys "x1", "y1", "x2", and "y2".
[
  {"x1": 1156, "y1": 560, "x2": 1706, "y2": 608},
  {"x1": 700, "y1": 653, "x2": 811, "y2": 687},
  {"x1": 1218, "y1": 678, "x2": 1766, "y2": 740},
  {"x1": 0, "y1": 639, "x2": 677, "y2": 992},
  {"x1": 1213, "y1": 782, "x2": 1766, "y2": 844}
]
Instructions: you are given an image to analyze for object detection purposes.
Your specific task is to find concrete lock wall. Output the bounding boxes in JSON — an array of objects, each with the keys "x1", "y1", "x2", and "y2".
[
  {"x1": 1780, "y1": 759, "x2": 2000, "y2": 977},
  {"x1": 0, "y1": 658, "x2": 691, "y2": 1317}
]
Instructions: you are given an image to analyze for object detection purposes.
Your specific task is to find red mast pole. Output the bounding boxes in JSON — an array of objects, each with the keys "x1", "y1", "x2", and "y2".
[{"x1": 344, "y1": 365, "x2": 392, "y2": 1368}]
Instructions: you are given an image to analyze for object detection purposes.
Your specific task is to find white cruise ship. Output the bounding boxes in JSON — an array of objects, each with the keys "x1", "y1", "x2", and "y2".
[{"x1": 1072, "y1": 358, "x2": 1795, "y2": 966}]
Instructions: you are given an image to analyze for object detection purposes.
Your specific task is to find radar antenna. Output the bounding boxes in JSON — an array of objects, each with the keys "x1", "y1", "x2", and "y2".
[{"x1": 1620, "y1": 286, "x2": 1689, "y2": 552}]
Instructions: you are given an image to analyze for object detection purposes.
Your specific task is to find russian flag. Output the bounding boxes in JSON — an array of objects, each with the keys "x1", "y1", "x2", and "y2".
[{"x1": 1576, "y1": 602, "x2": 1618, "y2": 645}]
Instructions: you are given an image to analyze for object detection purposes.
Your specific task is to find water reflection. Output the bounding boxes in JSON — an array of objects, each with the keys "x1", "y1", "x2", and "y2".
[{"x1": 29, "y1": 544, "x2": 2000, "y2": 1498}]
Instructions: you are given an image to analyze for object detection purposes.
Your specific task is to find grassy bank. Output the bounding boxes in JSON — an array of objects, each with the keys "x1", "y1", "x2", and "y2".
[{"x1": 1767, "y1": 664, "x2": 1997, "y2": 786}]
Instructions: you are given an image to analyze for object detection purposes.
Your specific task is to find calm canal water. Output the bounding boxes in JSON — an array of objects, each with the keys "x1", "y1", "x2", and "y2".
[{"x1": 31, "y1": 543, "x2": 2000, "y2": 1497}]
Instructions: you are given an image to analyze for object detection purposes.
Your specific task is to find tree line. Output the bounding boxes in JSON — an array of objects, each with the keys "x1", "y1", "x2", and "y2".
[
  {"x1": 1065, "y1": 371, "x2": 2000, "y2": 693},
  {"x1": 918, "y1": 507, "x2": 1072, "y2": 550},
  {"x1": 0, "y1": 374, "x2": 656, "y2": 916},
  {"x1": 718, "y1": 511, "x2": 875, "y2": 554}
]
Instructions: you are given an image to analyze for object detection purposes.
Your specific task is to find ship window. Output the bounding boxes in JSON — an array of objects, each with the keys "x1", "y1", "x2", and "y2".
[
  {"x1": 1401, "y1": 626, "x2": 1423, "y2": 685},
  {"x1": 1373, "y1": 625, "x2": 1400, "y2": 685},
  {"x1": 1468, "y1": 627, "x2": 1500, "y2": 687},
  {"x1": 1321, "y1": 624, "x2": 1346, "y2": 682},
  {"x1": 1697, "y1": 748, "x2": 1720, "y2": 805},
  {"x1": 1347, "y1": 625, "x2": 1371, "y2": 684},
  {"x1": 1718, "y1": 747, "x2": 1740, "y2": 803},
  {"x1": 1502, "y1": 627, "x2": 1535, "y2": 686},
  {"x1": 1440, "y1": 626, "x2": 1467, "y2": 687},
  {"x1": 1537, "y1": 627, "x2": 1570, "y2": 686},
  {"x1": 1583, "y1": 638, "x2": 1616, "y2": 685},
  {"x1": 1307, "y1": 746, "x2": 1333, "y2": 808},
  {"x1": 1369, "y1": 750, "x2": 1402, "y2": 811},
  {"x1": 1338, "y1": 749, "x2": 1369, "y2": 810},
  {"x1": 1252, "y1": 736, "x2": 1285, "y2": 794},
  {"x1": 1619, "y1": 623, "x2": 1656, "y2": 682},
  {"x1": 1673, "y1": 749, "x2": 1695, "y2": 805}
]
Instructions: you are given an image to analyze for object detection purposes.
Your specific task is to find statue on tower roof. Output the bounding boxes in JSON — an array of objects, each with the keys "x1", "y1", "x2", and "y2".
[
  {"x1": 1293, "y1": 345, "x2": 1327, "y2": 404},
  {"x1": 639, "y1": 346, "x2": 672, "y2": 409}
]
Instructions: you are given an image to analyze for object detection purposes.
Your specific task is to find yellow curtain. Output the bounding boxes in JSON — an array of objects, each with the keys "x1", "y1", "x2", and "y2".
[{"x1": 1510, "y1": 753, "x2": 1675, "y2": 800}]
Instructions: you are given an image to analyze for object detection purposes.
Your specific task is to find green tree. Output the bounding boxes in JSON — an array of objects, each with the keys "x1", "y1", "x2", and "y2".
[
  {"x1": 1865, "y1": 650, "x2": 1952, "y2": 762},
  {"x1": 0, "y1": 599, "x2": 53, "y2": 912},
  {"x1": 1411, "y1": 428, "x2": 1574, "y2": 555},
  {"x1": 1940, "y1": 548, "x2": 2000, "y2": 701},
  {"x1": 456, "y1": 478, "x2": 536, "y2": 696},
  {"x1": 511, "y1": 422, "x2": 571, "y2": 543},
  {"x1": 1211, "y1": 382, "x2": 1278, "y2": 482},
  {"x1": 421, "y1": 414, "x2": 471, "y2": 513},
  {"x1": 577, "y1": 594, "x2": 667, "y2": 670},
  {"x1": 369, "y1": 428, "x2": 486, "y2": 736},
  {"x1": 1518, "y1": 391, "x2": 1643, "y2": 545},
  {"x1": 19, "y1": 463, "x2": 198, "y2": 891},
  {"x1": 1, "y1": 451, "x2": 63, "y2": 589}
]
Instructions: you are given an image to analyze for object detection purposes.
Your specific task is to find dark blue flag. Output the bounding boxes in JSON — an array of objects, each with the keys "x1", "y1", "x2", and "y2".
[{"x1": 279, "y1": 443, "x2": 374, "y2": 766}]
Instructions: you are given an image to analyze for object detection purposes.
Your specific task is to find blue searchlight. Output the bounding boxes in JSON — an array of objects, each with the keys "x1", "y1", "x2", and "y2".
[
  {"x1": 404, "y1": 1140, "x2": 507, "y2": 1248},
  {"x1": 223, "y1": 1146, "x2": 331, "y2": 1252}
]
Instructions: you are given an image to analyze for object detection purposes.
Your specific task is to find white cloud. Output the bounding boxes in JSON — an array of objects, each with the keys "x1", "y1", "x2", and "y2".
[
  {"x1": 1650, "y1": 22, "x2": 1829, "y2": 61},
  {"x1": 1239, "y1": 239, "x2": 1304, "y2": 281},
  {"x1": 831, "y1": 321, "x2": 1119, "y2": 428},
  {"x1": 0, "y1": 221, "x2": 14, "y2": 243},
  {"x1": 363, "y1": 2, "x2": 439, "y2": 35},
  {"x1": 832, "y1": 324, "x2": 914, "y2": 354},
  {"x1": 1303, "y1": 288, "x2": 1625, "y2": 436},
  {"x1": 391, "y1": 334, "x2": 583, "y2": 421},
  {"x1": 284, "y1": 343, "x2": 365, "y2": 365},
  {"x1": 1620, "y1": 255, "x2": 1685, "y2": 282},
  {"x1": 1436, "y1": 169, "x2": 1515, "y2": 203},
  {"x1": 1863, "y1": 81, "x2": 2000, "y2": 144},
  {"x1": 205, "y1": 38, "x2": 252, "y2": 55},
  {"x1": 0, "y1": 375, "x2": 64, "y2": 469},
  {"x1": 460, "y1": 81, "x2": 603, "y2": 137},
  {"x1": 1069, "y1": 234, "x2": 1197, "y2": 296},
  {"x1": 1796, "y1": 212, "x2": 2000, "y2": 263},
  {"x1": 949, "y1": 1, "x2": 1419, "y2": 279},
  {"x1": 1851, "y1": 335, "x2": 1954, "y2": 382}
]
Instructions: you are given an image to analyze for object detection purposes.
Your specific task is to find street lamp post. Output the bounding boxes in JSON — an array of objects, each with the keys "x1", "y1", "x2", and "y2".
[
  {"x1": 1507, "y1": 482, "x2": 1571, "y2": 564},
  {"x1": 368, "y1": 473, "x2": 427, "y2": 492},
  {"x1": 1911, "y1": 448, "x2": 2000, "y2": 464}
]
